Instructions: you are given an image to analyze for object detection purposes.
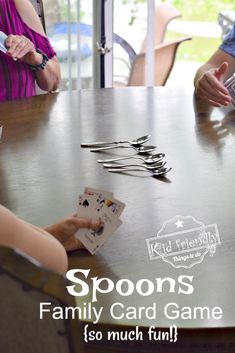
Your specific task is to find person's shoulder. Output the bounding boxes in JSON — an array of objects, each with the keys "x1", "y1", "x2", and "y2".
[
  {"x1": 222, "y1": 24, "x2": 235, "y2": 44},
  {"x1": 13, "y1": 0, "x2": 45, "y2": 35}
]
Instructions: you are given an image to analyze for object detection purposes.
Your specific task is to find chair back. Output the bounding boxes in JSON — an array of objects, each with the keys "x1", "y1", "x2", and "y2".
[
  {"x1": 30, "y1": 0, "x2": 46, "y2": 31},
  {"x1": 128, "y1": 37, "x2": 191, "y2": 86},
  {"x1": 140, "y1": 3, "x2": 181, "y2": 52},
  {"x1": 0, "y1": 246, "x2": 81, "y2": 353}
]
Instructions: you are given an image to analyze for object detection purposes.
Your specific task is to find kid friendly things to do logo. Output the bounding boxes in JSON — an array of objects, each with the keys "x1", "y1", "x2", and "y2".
[{"x1": 146, "y1": 215, "x2": 221, "y2": 268}]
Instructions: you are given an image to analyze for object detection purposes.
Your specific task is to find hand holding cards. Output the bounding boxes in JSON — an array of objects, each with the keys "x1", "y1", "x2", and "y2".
[
  {"x1": 0, "y1": 31, "x2": 8, "y2": 54},
  {"x1": 75, "y1": 187, "x2": 125, "y2": 254}
]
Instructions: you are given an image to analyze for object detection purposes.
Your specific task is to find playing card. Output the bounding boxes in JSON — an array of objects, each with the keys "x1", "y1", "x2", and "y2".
[
  {"x1": 76, "y1": 204, "x2": 122, "y2": 254},
  {"x1": 84, "y1": 187, "x2": 124, "y2": 216},
  {"x1": 0, "y1": 126, "x2": 2, "y2": 140},
  {"x1": 75, "y1": 187, "x2": 125, "y2": 254},
  {"x1": 77, "y1": 194, "x2": 97, "y2": 217},
  {"x1": 84, "y1": 186, "x2": 113, "y2": 200},
  {"x1": 0, "y1": 31, "x2": 7, "y2": 54},
  {"x1": 96, "y1": 197, "x2": 125, "y2": 217},
  {"x1": 224, "y1": 75, "x2": 235, "y2": 107}
]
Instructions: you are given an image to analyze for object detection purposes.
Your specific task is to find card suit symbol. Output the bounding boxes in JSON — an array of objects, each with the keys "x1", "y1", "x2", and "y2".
[{"x1": 83, "y1": 199, "x2": 89, "y2": 207}]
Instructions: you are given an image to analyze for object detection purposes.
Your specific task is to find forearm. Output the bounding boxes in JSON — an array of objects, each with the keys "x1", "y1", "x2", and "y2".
[
  {"x1": 23, "y1": 51, "x2": 61, "y2": 92},
  {"x1": 35, "y1": 58, "x2": 61, "y2": 92},
  {"x1": 0, "y1": 206, "x2": 68, "y2": 273}
]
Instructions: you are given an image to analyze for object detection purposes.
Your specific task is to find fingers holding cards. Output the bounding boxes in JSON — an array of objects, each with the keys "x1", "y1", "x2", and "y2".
[
  {"x1": 75, "y1": 187, "x2": 125, "y2": 254},
  {"x1": 77, "y1": 206, "x2": 122, "y2": 255}
]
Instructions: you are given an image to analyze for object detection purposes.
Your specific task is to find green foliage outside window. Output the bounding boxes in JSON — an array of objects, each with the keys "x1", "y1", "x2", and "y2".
[
  {"x1": 122, "y1": 0, "x2": 235, "y2": 23},
  {"x1": 171, "y1": 0, "x2": 235, "y2": 21}
]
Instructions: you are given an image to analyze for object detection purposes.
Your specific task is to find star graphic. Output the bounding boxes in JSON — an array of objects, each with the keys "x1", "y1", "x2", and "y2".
[{"x1": 175, "y1": 219, "x2": 183, "y2": 228}]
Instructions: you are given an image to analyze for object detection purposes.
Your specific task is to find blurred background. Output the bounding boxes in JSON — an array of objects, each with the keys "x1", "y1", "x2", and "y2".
[{"x1": 41, "y1": 0, "x2": 235, "y2": 90}]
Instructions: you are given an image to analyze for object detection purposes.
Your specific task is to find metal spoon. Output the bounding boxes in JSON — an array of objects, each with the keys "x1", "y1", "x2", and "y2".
[
  {"x1": 103, "y1": 161, "x2": 166, "y2": 170},
  {"x1": 97, "y1": 153, "x2": 165, "y2": 164},
  {"x1": 108, "y1": 167, "x2": 172, "y2": 177},
  {"x1": 81, "y1": 134, "x2": 151, "y2": 147},
  {"x1": 90, "y1": 145, "x2": 156, "y2": 154}
]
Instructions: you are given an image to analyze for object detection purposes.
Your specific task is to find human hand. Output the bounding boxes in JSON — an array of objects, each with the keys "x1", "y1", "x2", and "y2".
[
  {"x1": 195, "y1": 62, "x2": 232, "y2": 107},
  {"x1": 5, "y1": 34, "x2": 41, "y2": 64},
  {"x1": 44, "y1": 214, "x2": 102, "y2": 252}
]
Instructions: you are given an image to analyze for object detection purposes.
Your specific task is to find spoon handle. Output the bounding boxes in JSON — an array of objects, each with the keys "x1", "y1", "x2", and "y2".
[
  {"x1": 108, "y1": 167, "x2": 153, "y2": 173},
  {"x1": 81, "y1": 142, "x2": 118, "y2": 147},
  {"x1": 108, "y1": 167, "x2": 171, "y2": 176},
  {"x1": 103, "y1": 163, "x2": 146, "y2": 169},
  {"x1": 90, "y1": 145, "x2": 132, "y2": 152},
  {"x1": 103, "y1": 162, "x2": 166, "y2": 170},
  {"x1": 97, "y1": 156, "x2": 142, "y2": 163},
  {"x1": 81, "y1": 141, "x2": 128, "y2": 147},
  {"x1": 103, "y1": 161, "x2": 166, "y2": 169}
]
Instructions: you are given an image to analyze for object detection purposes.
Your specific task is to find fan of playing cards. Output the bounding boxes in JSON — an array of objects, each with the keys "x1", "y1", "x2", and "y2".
[
  {"x1": 0, "y1": 31, "x2": 8, "y2": 54},
  {"x1": 75, "y1": 187, "x2": 125, "y2": 254}
]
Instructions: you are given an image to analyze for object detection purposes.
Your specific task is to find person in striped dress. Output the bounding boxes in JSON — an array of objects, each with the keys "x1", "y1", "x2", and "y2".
[{"x1": 0, "y1": 0, "x2": 60, "y2": 101}]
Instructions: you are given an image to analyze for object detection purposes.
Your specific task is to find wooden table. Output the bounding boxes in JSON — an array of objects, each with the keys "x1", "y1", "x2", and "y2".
[{"x1": 1, "y1": 88, "x2": 235, "y2": 352}]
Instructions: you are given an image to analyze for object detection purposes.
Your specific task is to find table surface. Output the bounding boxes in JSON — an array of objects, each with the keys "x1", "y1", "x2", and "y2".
[{"x1": 0, "y1": 87, "x2": 235, "y2": 331}]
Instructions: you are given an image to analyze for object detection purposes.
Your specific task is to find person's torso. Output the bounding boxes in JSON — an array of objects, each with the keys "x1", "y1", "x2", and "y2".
[{"x1": 0, "y1": 0, "x2": 37, "y2": 101}]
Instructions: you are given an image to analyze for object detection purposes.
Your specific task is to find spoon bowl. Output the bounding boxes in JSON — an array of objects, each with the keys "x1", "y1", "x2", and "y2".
[
  {"x1": 128, "y1": 134, "x2": 151, "y2": 146},
  {"x1": 134, "y1": 145, "x2": 156, "y2": 154}
]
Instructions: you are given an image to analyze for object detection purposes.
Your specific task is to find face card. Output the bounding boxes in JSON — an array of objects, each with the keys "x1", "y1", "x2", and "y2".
[
  {"x1": 96, "y1": 197, "x2": 125, "y2": 217},
  {"x1": 75, "y1": 204, "x2": 122, "y2": 254},
  {"x1": 0, "y1": 31, "x2": 7, "y2": 54},
  {"x1": 84, "y1": 187, "x2": 125, "y2": 216}
]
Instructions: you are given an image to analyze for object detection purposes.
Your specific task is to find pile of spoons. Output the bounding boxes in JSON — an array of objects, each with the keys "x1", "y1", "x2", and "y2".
[{"x1": 80, "y1": 134, "x2": 171, "y2": 177}]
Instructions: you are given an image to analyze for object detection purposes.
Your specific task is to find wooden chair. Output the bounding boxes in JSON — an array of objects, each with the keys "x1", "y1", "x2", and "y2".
[
  {"x1": 128, "y1": 37, "x2": 192, "y2": 86},
  {"x1": 0, "y1": 246, "x2": 82, "y2": 353}
]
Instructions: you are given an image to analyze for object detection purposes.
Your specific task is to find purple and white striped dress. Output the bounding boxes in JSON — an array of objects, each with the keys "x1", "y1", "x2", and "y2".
[{"x1": 0, "y1": 0, "x2": 56, "y2": 101}]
